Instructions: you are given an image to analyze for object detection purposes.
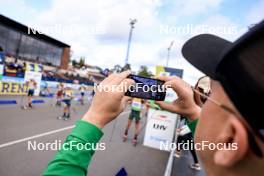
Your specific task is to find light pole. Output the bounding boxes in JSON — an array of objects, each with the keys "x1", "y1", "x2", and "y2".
[
  {"x1": 166, "y1": 41, "x2": 174, "y2": 67},
  {"x1": 125, "y1": 19, "x2": 137, "y2": 65}
]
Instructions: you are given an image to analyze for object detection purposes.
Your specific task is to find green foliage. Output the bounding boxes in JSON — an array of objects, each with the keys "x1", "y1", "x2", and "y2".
[
  {"x1": 79, "y1": 57, "x2": 86, "y2": 68},
  {"x1": 71, "y1": 57, "x2": 86, "y2": 68},
  {"x1": 71, "y1": 60, "x2": 77, "y2": 67},
  {"x1": 137, "y1": 65, "x2": 153, "y2": 77}
]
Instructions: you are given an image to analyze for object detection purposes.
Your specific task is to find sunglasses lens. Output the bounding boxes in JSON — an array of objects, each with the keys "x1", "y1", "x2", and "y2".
[
  {"x1": 194, "y1": 76, "x2": 211, "y2": 104},
  {"x1": 197, "y1": 76, "x2": 211, "y2": 94},
  {"x1": 199, "y1": 88, "x2": 208, "y2": 102}
]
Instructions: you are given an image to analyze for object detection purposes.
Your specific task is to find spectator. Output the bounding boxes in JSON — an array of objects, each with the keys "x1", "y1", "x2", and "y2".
[
  {"x1": 43, "y1": 21, "x2": 264, "y2": 176},
  {"x1": 0, "y1": 46, "x2": 5, "y2": 64}
]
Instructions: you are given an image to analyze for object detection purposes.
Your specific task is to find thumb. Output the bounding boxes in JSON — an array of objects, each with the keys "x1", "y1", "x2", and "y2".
[
  {"x1": 119, "y1": 78, "x2": 135, "y2": 93},
  {"x1": 122, "y1": 96, "x2": 133, "y2": 104},
  {"x1": 156, "y1": 76, "x2": 176, "y2": 82},
  {"x1": 156, "y1": 101, "x2": 180, "y2": 114}
]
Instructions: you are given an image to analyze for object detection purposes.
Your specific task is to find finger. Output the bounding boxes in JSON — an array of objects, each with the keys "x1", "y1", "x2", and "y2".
[
  {"x1": 155, "y1": 101, "x2": 163, "y2": 106},
  {"x1": 122, "y1": 96, "x2": 133, "y2": 104},
  {"x1": 157, "y1": 76, "x2": 189, "y2": 90},
  {"x1": 101, "y1": 73, "x2": 119, "y2": 85},
  {"x1": 166, "y1": 76, "x2": 189, "y2": 87},
  {"x1": 118, "y1": 78, "x2": 135, "y2": 93},
  {"x1": 155, "y1": 76, "x2": 177, "y2": 82},
  {"x1": 120, "y1": 96, "x2": 133, "y2": 109},
  {"x1": 156, "y1": 101, "x2": 180, "y2": 113},
  {"x1": 110, "y1": 70, "x2": 131, "y2": 85},
  {"x1": 164, "y1": 78, "x2": 191, "y2": 97}
]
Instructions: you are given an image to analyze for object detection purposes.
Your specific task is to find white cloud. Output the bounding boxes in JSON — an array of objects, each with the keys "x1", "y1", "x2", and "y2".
[
  {"x1": 177, "y1": 0, "x2": 222, "y2": 16},
  {"x1": 27, "y1": 0, "x2": 161, "y2": 58},
  {"x1": 246, "y1": 0, "x2": 264, "y2": 24},
  {"x1": 0, "y1": 0, "x2": 37, "y2": 21},
  {"x1": 197, "y1": 14, "x2": 246, "y2": 41},
  {"x1": 1, "y1": 0, "x2": 253, "y2": 84}
]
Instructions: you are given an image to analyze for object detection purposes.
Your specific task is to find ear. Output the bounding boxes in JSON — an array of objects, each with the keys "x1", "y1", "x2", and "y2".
[{"x1": 214, "y1": 116, "x2": 249, "y2": 167}]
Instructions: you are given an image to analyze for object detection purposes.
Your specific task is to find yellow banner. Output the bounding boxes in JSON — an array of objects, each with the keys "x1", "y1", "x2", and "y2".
[
  {"x1": 0, "y1": 82, "x2": 28, "y2": 95},
  {"x1": 155, "y1": 66, "x2": 165, "y2": 76}
]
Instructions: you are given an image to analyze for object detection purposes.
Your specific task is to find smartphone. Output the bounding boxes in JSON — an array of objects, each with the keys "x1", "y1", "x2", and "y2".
[{"x1": 125, "y1": 75, "x2": 166, "y2": 101}]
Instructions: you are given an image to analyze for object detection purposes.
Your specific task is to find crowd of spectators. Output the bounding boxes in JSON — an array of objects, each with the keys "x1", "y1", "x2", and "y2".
[{"x1": 0, "y1": 55, "x2": 100, "y2": 85}]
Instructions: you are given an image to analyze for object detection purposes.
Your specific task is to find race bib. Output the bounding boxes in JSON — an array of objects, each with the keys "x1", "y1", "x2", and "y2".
[{"x1": 131, "y1": 98, "x2": 142, "y2": 111}]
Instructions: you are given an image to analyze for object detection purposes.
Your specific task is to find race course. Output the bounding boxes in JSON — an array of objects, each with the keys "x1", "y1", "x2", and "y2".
[{"x1": 0, "y1": 96, "x2": 204, "y2": 176}]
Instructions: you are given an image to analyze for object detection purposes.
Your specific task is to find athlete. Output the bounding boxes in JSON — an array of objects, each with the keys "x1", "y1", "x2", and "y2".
[
  {"x1": 79, "y1": 85, "x2": 86, "y2": 105},
  {"x1": 55, "y1": 83, "x2": 64, "y2": 106},
  {"x1": 123, "y1": 98, "x2": 145, "y2": 146},
  {"x1": 26, "y1": 79, "x2": 37, "y2": 109},
  {"x1": 58, "y1": 87, "x2": 73, "y2": 120}
]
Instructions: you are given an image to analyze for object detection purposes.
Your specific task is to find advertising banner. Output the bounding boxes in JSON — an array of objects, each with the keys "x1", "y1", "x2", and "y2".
[
  {"x1": 0, "y1": 82, "x2": 28, "y2": 95},
  {"x1": 143, "y1": 66, "x2": 184, "y2": 151},
  {"x1": 143, "y1": 108, "x2": 177, "y2": 151},
  {"x1": 1, "y1": 76, "x2": 24, "y2": 83},
  {"x1": 23, "y1": 63, "x2": 43, "y2": 96},
  {"x1": 156, "y1": 66, "x2": 184, "y2": 77},
  {"x1": 24, "y1": 70, "x2": 42, "y2": 96}
]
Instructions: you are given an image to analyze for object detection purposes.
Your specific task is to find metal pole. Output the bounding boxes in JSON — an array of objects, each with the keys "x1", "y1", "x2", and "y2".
[
  {"x1": 166, "y1": 48, "x2": 170, "y2": 67},
  {"x1": 166, "y1": 41, "x2": 174, "y2": 67},
  {"x1": 125, "y1": 19, "x2": 137, "y2": 65},
  {"x1": 164, "y1": 115, "x2": 181, "y2": 176}
]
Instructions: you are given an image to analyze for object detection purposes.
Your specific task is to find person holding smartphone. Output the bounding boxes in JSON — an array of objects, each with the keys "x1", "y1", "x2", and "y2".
[
  {"x1": 44, "y1": 21, "x2": 264, "y2": 176},
  {"x1": 156, "y1": 22, "x2": 264, "y2": 176}
]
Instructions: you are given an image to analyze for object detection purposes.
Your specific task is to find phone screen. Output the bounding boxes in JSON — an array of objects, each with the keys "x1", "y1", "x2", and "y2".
[{"x1": 125, "y1": 75, "x2": 166, "y2": 101}]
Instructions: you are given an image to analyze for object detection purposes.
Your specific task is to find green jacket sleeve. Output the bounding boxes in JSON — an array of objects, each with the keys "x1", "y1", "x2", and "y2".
[
  {"x1": 42, "y1": 120, "x2": 103, "y2": 176},
  {"x1": 187, "y1": 119, "x2": 199, "y2": 135}
]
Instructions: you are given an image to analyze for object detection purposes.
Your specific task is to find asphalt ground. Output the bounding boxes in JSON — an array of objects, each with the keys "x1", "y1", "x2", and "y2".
[{"x1": 0, "y1": 95, "x2": 205, "y2": 176}]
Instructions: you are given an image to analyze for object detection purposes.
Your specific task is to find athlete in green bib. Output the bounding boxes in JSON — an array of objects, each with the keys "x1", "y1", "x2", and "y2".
[{"x1": 123, "y1": 98, "x2": 145, "y2": 146}]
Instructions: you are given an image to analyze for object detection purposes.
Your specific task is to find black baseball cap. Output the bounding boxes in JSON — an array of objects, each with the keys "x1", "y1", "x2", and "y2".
[{"x1": 182, "y1": 20, "x2": 264, "y2": 142}]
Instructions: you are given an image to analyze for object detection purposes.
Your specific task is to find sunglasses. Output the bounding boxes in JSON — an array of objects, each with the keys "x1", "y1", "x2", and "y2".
[{"x1": 193, "y1": 76, "x2": 263, "y2": 158}]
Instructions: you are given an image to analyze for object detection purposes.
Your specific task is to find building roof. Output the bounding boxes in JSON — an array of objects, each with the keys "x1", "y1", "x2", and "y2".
[{"x1": 0, "y1": 14, "x2": 70, "y2": 48}]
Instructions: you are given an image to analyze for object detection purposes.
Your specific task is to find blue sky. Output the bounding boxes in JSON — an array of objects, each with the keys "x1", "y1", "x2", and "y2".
[
  {"x1": 0, "y1": 0, "x2": 263, "y2": 84},
  {"x1": 3, "y1": 0, "x2": 259, "y2": 29},
  {"x1": 23, "y1": 0, "x2": 51, "y2": 10}
]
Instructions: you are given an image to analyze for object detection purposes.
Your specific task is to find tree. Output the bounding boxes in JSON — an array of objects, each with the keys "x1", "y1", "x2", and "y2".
[
  {"x1": 79, "y1": 57, "x2": 86, "y2": 68},
  {"x1": 137, "y1": 65, "x2": 153, "y2": 77},
  {"x1": 71, "y1": 60, "x2": 77, "y2": 67}
]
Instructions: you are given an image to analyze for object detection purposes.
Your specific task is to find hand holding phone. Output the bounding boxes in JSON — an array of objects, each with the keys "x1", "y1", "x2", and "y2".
[{"x1": 125, "y1": 75, "x2": 166, "y2": 101}]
